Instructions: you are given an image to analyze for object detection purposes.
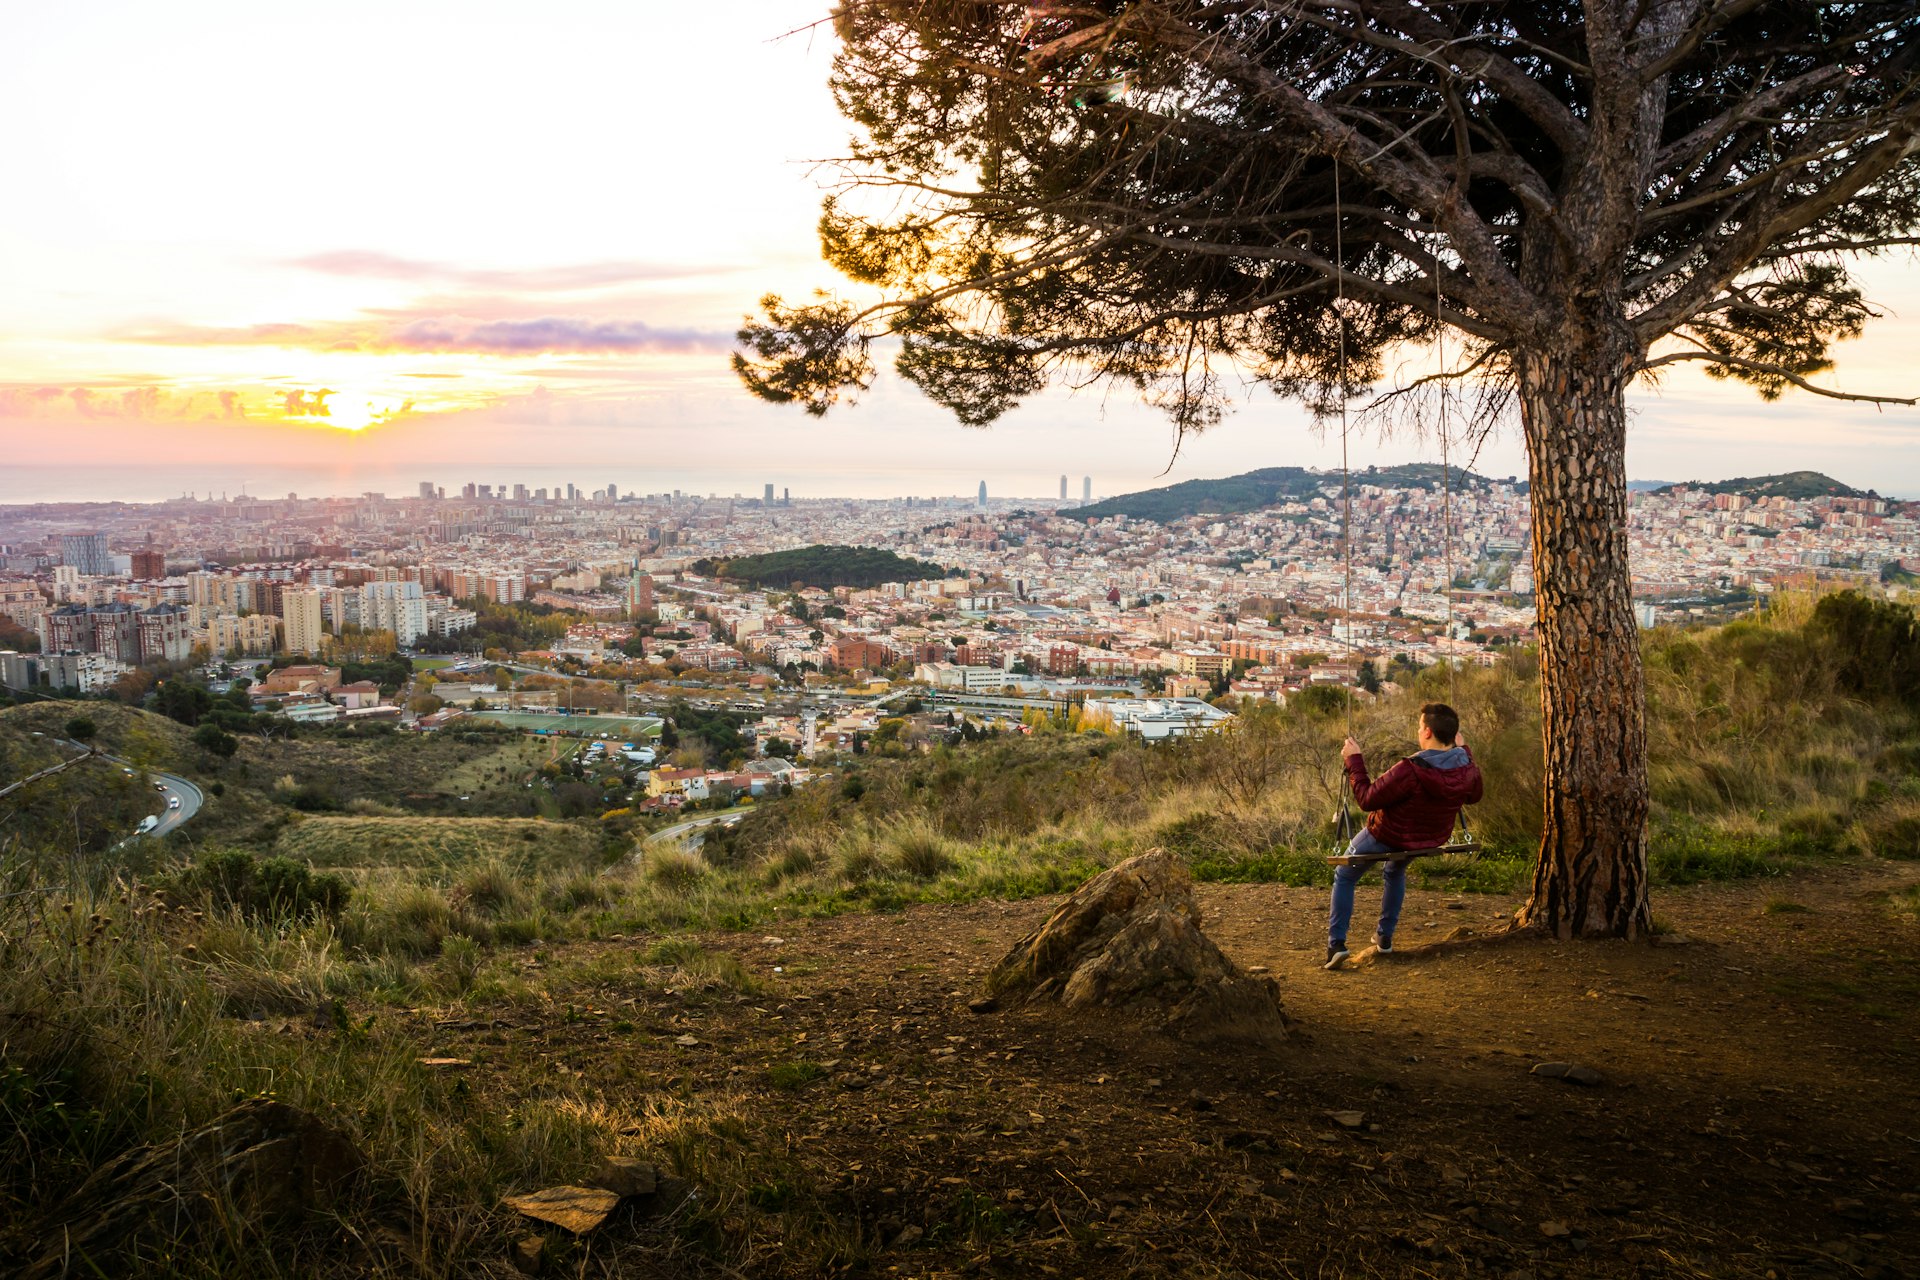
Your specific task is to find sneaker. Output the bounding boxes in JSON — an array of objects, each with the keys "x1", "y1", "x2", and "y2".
[
  {"x1": 1324, "y1": 942, "x2": 1350, "y2": 970},
  {"x1": 1372, "y1": 933, "x2": 1394, "y2": 953}
]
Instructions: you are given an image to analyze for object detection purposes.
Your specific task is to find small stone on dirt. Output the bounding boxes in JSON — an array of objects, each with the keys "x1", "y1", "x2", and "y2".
[
  {"x1": 967, "y1": 996, "x2": 998, "y2": 1015},
  {"x1": 1532, "y1": 1062, "x2": 1605, "y2": 1086},
  {"x1": 1328, "y1": 1111, "x2": 1366, "y2": 1129},
  {"x1": 673, "y1": 1034, "x2": 699, "y2": 1047},
  {"x1": 501, "y1": 1186, "x2": 622, "y2": 1234},
  {"x1": 1539, "y1": 1220, "x2": 1571, "y2": 1237},
  {"x1": 894, "y1": 1224, "x2": 925, "y2": 1248},
  {"x1": 1188, "y1": 1092, "x2": 1214, "y2": 1112},
  {"x1": 512, "y1": 1235, "x2": 546, "y2": 1275},
  {"x1": 593, "y1": 1157, "x2": 658, "y2": 1199}
]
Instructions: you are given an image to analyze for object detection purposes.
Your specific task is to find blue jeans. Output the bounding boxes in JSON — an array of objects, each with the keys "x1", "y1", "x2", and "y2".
[{"x1": 1328, "y1": 829, "x2": 1406, "y2": 946}]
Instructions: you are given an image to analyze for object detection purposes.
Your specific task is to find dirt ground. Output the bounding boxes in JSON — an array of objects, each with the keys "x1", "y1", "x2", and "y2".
[{"x1": 416, "y1": 861, "x2": 1920, "y2": 1279}]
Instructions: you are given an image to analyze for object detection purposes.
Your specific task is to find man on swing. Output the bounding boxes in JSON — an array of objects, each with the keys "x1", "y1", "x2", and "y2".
[{"x1": 1326, "y1": 702, "x2": 1481, "y2": 970}]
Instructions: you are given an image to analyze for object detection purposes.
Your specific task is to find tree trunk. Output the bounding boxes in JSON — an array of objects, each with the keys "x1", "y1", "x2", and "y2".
[{"x1": 1513, "y1": 330, "x2": 1652, "y2": 939}]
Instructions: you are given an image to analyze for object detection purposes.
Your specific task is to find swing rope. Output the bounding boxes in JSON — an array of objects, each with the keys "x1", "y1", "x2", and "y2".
[
  {"x1": 1324, "y1": 189, "x2": 1479, "y2": 866},
  {"x1": 1333, "y1": 165, "x2": 1360, "y2": 852},
  {"x1": 1434, "y1": 237, "x2": 1477, "y2": 853}
]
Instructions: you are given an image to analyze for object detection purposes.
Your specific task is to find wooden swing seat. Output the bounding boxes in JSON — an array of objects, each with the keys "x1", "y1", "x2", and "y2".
[{"x1": 1326, "y1": 840, "x2": 1480, "y2": 866}]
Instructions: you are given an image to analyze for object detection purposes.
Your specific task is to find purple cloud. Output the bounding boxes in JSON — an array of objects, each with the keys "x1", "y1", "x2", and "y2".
[
  {"x1": 285, "y1": 250, "x2": 730, "y2": 292},
  {"x1": 385, "y1": 317, "x2": 726, "y2": 355},
  {"x1": 123, "y1": 313, "x2": 729, "y2": 356}
]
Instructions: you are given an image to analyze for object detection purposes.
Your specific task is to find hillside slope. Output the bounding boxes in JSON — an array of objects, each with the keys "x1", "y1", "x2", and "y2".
[
  {"x1": 1654, "y1": 470, "x2": 1870, "y2": 500},
  {"x1": 1076, "y1": 464, "x2": 1496, "y2": 522}
]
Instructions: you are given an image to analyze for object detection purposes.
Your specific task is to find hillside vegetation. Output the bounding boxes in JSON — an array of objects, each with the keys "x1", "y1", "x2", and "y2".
[
  {"x1": 1653, "y1": 469, "x2": 1871, "y2": 500},
  {"x1": 692, "y1": 544, "x2": 952, "y2": 589},
  {"x1": 0, "y1": 592, "x2": 1916, "y2": 1275},
  {"x1": 1076, "y1": 463, "x2": 1496, "y2": 522}
]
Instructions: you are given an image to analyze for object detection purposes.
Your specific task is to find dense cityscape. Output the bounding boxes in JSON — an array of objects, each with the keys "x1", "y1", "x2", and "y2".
[{"x1": 2, "y1": 469, "x2": 1911, "y2": 778}]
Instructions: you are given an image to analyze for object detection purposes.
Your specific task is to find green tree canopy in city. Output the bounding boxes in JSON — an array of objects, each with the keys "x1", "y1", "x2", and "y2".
[{"x1": 695, "y1": 545, "x2": 954, "y2": 590}]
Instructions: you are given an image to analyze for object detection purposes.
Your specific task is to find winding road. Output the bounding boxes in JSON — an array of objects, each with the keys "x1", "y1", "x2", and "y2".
[
  {"x1": 63, "y1": 738, "x2": 205, "y2": 840},
  {"x1": 643, "y1": 810, "x2": 748, "y2": 849},
  {"x1": 144, "y1": 769, "x2": 204, "y2": 837}
]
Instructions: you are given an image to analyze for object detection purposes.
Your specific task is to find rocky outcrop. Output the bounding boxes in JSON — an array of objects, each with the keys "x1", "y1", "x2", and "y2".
[{"x1": 985, "y1": 848, "x2": 1288, "y2": 1044}]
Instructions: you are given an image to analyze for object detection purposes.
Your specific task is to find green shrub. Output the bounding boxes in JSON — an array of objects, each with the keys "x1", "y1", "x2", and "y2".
[
  {"x1": 646, "y1": 848, "x2": 709, "y2": 890},
  {"x1": 438, "y1": 934, "x2": 484, "y2": 995},
  {"x1": 172, "y1": 848, "x2": 351, "y2": 922},
  {"x1": 345, "y1": 882, "x2": 452, "y2": 958},
  {"x1": 886, "y1": 818, "x2": 958, "y2": 879},
  {"x1": 453, "y1": 859, "x2": 529, "y2": 917},
  {"x1": 1857, "y1": 799, "x2": 1920, "y2": 859},
  {"x1": 1648, "y1": 824, "x2": 1782, "y2": 884}
]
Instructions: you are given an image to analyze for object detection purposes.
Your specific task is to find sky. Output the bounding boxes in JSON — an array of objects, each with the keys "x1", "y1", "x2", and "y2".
[{"x1": 2, "y1": 1, "x2": 1917, "y2": 503}]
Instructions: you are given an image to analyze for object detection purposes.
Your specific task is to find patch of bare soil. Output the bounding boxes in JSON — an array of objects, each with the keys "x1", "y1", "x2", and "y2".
[{"x1": 417, "y1": 860, "x2": 1920, "y2": 1278}]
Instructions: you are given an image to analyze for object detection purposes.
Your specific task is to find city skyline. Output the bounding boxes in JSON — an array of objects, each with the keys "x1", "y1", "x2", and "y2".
[{"x1": 3, "y1": 3, "x2": 1918, "y2": 497}]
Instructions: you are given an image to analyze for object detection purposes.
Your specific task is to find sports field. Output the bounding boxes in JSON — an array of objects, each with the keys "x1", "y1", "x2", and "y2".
[{"x1": 471, "y1": 711, "x2": 663, "y2": 738}]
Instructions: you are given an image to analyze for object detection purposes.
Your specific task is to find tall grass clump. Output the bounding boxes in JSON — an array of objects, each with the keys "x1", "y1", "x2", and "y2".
[
  {"x1": 645, "y1": 847, "x2": 711, "y2": 891},
  {"x1": 882, "y1": 815, "x2": 960, "y2": 879},
  {"x1": 341, "y1": 878, "x2": 453, "y2": 958}
]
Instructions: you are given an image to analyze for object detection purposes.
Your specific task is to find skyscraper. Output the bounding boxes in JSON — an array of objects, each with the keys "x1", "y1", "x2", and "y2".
[
  {"x1": 978, "y1": 481, "x2": 988, "y2": 508},
  {"x1": 627, "y1": 573, "x2": 655, "y2": 619},
  {"x1": 418, "y1": 481, "x2": 436, "y2": 500},
  {"x1": 60, "y1": 532, "x2": 111, "y2": 577},
  {"x1": 281, "y1": 589, "x2": 326, "y2": 657},
  {"x1": 1060, "y1": 475, "x2": 1068, "y2": 501},
  {"x1": 1083, "y1": 476, "x2": 1092, "y2": 503},
  {"x1": 765, "y1": 483, "x2": 776, "y2": 503},
  {"x1": 608, "y1": 480, "x2": 619, "y2": 502},
  {"x1": 362, "y1": 581, "x2": 427, "y2": 647}
]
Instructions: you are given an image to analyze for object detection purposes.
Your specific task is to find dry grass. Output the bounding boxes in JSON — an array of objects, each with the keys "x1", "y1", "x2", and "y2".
[{"x1": 275, "y1": 815, "x2": 599, "y2": 873}]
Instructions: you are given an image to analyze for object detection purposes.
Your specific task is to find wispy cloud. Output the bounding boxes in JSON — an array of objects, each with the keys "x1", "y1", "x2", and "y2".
[
  {"x1": 122, "y1": 313, "x2": 731, "y2": 356},
  {"x1": 285, "y1": 250, "x2": 733, "y2": 292},
  {"x1": 0, "y1": 383, "x2": 270, "y2": 422}
]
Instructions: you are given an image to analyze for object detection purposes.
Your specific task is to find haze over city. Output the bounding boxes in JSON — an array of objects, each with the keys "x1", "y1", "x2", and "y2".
[{"x1": 3, "y1": 0, "x2": 1918, "y2": 500}]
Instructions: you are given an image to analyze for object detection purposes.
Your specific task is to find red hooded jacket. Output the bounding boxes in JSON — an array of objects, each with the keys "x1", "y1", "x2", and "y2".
[{"x1": 1345, "y1": 745, "x2": 1483, "y2": 850}]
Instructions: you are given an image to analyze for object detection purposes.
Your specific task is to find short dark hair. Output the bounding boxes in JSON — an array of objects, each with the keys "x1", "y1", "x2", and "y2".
[{"x1": 1421, "y1": 702, "x2": 1459, "y2": 745}]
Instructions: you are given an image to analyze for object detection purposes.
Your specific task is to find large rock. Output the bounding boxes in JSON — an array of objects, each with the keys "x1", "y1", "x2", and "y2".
[
  {"x1": 985, "y1": 848, "x2": 1287, "y2": 1044},
  {"x1": 25, "y1": 1097, "x2": 364, "y2": 1279}
]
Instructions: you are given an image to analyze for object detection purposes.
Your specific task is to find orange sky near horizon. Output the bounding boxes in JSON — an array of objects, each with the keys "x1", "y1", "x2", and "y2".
[{"x1": 2, "y1": 2, "x2": 1917, "y2": 499}]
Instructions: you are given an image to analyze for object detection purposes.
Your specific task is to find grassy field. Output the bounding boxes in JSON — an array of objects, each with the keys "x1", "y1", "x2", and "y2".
[{"x1": 273, "y1": 814, "x2": 602, "y2": 874}]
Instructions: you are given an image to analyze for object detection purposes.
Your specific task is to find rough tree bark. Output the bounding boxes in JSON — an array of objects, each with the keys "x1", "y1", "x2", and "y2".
[{"x1": 1514, "y1": 323, "x2": 1652, "y2": 938}]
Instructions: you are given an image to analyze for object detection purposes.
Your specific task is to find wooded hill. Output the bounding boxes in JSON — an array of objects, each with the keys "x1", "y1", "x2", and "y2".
[
  {"x1": 693, "y1": 545, "x2": 954, "y2": 590},
  {"x1": 1653, "y1": 470, "x2": 1872, "y2": 500},
  {"x1": 1074, "y1": 464, "x2": 1498, "y2": 523}
]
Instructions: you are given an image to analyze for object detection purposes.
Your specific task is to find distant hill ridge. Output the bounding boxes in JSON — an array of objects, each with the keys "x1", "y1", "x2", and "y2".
[
  {"x1": 1074, "y1": 463, "x2": 1502, "y2": 523},
  {"x1": 1652, "y1": 471, "x2": 1872, "y2": 500}
]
